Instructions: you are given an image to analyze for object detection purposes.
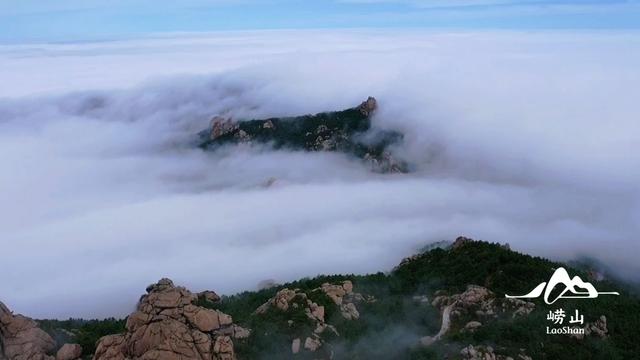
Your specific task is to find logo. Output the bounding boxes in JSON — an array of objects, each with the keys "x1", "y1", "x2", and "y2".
[{"x1": 505, "y1": 267, "x2": 619, "y2": 304}]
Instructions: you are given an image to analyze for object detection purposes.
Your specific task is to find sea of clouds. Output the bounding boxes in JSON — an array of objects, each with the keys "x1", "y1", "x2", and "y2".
[{"x1": 1, "y1": 30, "x2": 639, "y2": 318}]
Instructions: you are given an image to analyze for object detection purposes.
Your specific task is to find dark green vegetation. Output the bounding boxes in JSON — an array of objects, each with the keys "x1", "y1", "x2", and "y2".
[
  {"x1": 198, "y1": 99, "x2": 408, "y2": 173},
  {"x1": 396, "y1": 242, "x2": 640, "y2": 360},
  {"x1": 38, "y1": 318, "x2": 125, "y2": 355},
  {"x1": 39, "y1": 241, "x2": 640, "y2": 359}
]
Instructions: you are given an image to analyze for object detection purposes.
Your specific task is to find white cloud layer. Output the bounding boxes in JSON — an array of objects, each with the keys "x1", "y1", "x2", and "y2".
[{"x1": 0, "y1": 30, "x2": 639, "y2": 318}]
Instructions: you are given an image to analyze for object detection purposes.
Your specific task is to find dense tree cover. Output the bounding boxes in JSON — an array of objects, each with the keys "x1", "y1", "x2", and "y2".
[
  {"x1": 38, "y1": 318, "x2": 125, "y2": 355},
  {"x1": 40, "y1": 241, "x2": 640, "y2": 359}
]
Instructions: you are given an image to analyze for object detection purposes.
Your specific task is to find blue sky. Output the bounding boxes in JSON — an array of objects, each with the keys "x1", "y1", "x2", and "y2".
[{"x1": 1, "y1": 0, "x2": 640, "y2": 43}]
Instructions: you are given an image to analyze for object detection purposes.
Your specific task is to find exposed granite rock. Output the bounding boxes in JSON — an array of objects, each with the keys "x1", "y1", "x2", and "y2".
[
  {"x1": 93, "y1": 335, "x2": 125, "y2": 360},
  {"x1": 318, "y1": 280, "x2": 371, "y2": 321},
  {"x1": 197, "y1": 291, "x2": 221, "y2": 304},
  {"x1": 452, "y1": 236, "x2": 473, "y2": 250},
  {"x1": 254, "y1": 287, "x2": 334, "y2": 358},
  {"x1": 93, "y1": 279, "x2": 247, "y2": 360},
  {"x1": 199, "y1": 97, "x2": 407, "y2": 173},
  {"x1": 460, "y1": 345, "x2": 497, "y2": 360},
  {"x1": 254, "y1": 288, "x2": 328, "y2": 326},
  {"x1": 253, "y1": 280, "x2": 371, "y2": 358},
  {"x1": 209, "y1": 117, "x2": 238, "y2": 140},
  {"x1": 291, "y1": 338, "x2": 301, "y2": 354},
  {"x1": 0, "y1": 301, "x2": 56, "y2": 360},
  {"x1": 357, "y1": 96, "x2": 378, "y2": 116},
  {"x1": 339, "y1": 303, "x2": 359, "y2": 321},
  {"x1": 463, "y1": 321, "x2": 482, "y2": 333},
  {"x1": 501, "y1": 298, "x2": 535, "y2": 318},
  {"x1": 55, "y1": 344, "x2": 82, "y2": 360},
  {"x1": 303, "y1": 336, "x2": 322, "y2": 352},
  {"x1": 570, "y1": 315, "x2": 609, "y2": 340}
]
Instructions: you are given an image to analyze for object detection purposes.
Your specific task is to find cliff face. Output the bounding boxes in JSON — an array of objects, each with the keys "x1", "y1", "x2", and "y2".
[{"x1": 199, "y1": 97, "x2": 408, "y2": 173}]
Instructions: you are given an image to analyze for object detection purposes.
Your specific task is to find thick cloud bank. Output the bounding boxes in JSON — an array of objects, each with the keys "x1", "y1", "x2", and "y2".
[{"x1": 1, "y1": 30, "x2": 639, "y2": 318}]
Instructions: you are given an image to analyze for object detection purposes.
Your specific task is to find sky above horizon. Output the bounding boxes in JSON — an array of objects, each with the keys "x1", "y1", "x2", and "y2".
[{"x1": 2, "y1": 0, "x2": 640, "y2": 43}]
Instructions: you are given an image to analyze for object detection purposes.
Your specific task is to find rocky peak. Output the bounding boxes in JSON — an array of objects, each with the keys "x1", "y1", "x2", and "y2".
[
  {"x1": 452, "y1": 236, "x2": 473, "y2": 250},
  {"x1": 199, "y1": 97, "x2": 407, "y2": 173},
  {"x1": 357, "y1": 96, "x2": 377, "y2": 116},
  {"x1": 208, "y1": 117, "x2": 238, "y2": 141},
  {"x1": 94, "y1": 279, "x2": 248, "y2": 360}
]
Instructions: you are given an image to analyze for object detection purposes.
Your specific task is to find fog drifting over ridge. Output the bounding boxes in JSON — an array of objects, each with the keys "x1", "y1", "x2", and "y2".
[{"x1": 1, "y1": 30, "x2": 639, "y2": 319}]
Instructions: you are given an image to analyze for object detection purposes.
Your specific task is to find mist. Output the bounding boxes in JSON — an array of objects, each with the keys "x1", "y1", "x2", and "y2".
[{"x1": 0, "y1": 30, "x2": 639, "y2": 319}]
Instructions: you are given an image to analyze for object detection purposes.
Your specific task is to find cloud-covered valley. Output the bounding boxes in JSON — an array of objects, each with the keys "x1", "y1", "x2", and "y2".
[{"x1": 1, "y1": 30, "x2": 639, "y2": 318}]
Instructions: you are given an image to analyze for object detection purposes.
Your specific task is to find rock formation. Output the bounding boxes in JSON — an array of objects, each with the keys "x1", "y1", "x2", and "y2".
[
  {"x1": 0, "y1": 301, "x2": 56, "y2": 360},
  {"x1": 451, "y1": 236, "x2": 473, "y2": 250},
  {"x1": 254, "y1": 287, "x2": 336, "y2": 357},
  {"x1": 253, "y1": 280, "x2": 373, "y2": 358},
  {"x1": 318, "y1": 281, "x2": 371, "y2": 320},
  {"x1": 93, "y1": 279, "x2": 248, "y2": 360},
  {"x1": 199, "y1": 97, "x2": 407, "y2": 173},
  {"x1": 422, "y1": 285, "x2": 535, "y2": 347},
  {"x1": 357, "y1": 96, "x2": 378, "y2": 116},
  {"x1": 55, "y1": 344, "x2": 82, "y2": 360}
]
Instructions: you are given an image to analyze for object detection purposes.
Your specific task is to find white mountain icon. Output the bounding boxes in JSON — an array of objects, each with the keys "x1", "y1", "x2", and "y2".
[{"x1": 505, "y1": 267, "x2": 619, "y2": 304}]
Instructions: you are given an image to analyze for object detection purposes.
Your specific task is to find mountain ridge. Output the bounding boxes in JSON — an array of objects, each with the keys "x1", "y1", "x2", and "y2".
[
  {"x1": 3, "y1": 238, "x2": 639, "y2": 360},
  {"x1": 198, "y1": 97, "x2": 408, "y2": 173}
]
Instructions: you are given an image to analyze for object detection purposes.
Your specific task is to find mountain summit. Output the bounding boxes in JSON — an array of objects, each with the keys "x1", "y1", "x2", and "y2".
[{"x1": 199, "y1": 97, "x2": 408, "y2": 173}]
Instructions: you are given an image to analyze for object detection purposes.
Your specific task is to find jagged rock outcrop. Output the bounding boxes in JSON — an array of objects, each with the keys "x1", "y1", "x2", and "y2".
[
  {"x1": 199, "y1": 97, "x2": 407, "y2": 173},
  {"x1": 357, "y1": 96, "x2": 378, "y2": 116},
  {"x1": 254, "y1": 288, "x2": 336, "y2": 357},
  {"x1": 451, "y1": 236, "x2": 473, "y2": 250},
  {"x1": 317, "y1": 281, "x2": 373, "y2": 320},
  {"x1": 253, "y1": 280, "x2": 372, "y2": 358},
  {"x1": 93, "y1": 279, "x2": 248, "y2": 360},
  {"x1": 197, "y1": 291, "x2": 220, "y2": 305},
  {"x1": 0, "y1": 301, "x2": 56, "y2": 360}
]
